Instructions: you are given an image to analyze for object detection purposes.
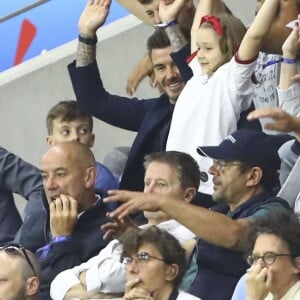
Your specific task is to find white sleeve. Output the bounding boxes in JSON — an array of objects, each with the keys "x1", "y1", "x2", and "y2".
[
  {"x1": 50, "y1": 267, "x2": 81, "y2": 300},
  {"x1": 85, "y1": 239, "x2": 126, "y2": 293},
  {"x1": 50, "y1": 239, "x2": 125, "y2": 300},
  {"x1": 277, "y1": 83, "x2": 300, "y2": 117},
  {"x1": 231, "y1": 56, "x2": 257, "y2": 111}
]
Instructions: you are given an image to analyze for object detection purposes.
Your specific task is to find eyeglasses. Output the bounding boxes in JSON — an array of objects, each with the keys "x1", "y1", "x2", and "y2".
[
  {"x1": 213, "y1": 160, "x2": 242, "y2": 172},
  {"x1": 247, "y1": 251, "x2": 296, "y2": 266},
  {"x1": 0, "y1": 243, "x2": 37, "y2": 276},
  {"x1": 121, "y1": 251, "x2": 166, "y2": 269}
]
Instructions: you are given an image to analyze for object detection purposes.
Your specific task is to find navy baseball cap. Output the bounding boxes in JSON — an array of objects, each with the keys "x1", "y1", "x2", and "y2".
[{"x1": 197, "y1": 129, "x2": 287, "y2": 171}]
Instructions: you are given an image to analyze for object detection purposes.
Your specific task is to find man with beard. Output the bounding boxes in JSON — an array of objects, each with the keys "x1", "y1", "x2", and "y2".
[
  {"x1": 104, "y1": 129, "x2": 291, "y2": 299},
  {"x1": 68, "y1": 0, "x2": 186, "y2": 196}
]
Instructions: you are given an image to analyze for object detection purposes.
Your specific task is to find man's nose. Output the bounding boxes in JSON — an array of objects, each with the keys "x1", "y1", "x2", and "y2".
[
  {"x1": 153, "y1": 10, "x2": 161, "y2": 24},
  {"x1": 70, "y1": 132, "x2": 80, "y2": 142},
  {"x1": 144, "y1": 183, "x2": 155, "y2": 194},
  {"x1": 165, "y1": 65, "x2": 178, "y2": 80},
  {"x1": 45, "y1": 176, "x2": 56, "y2": 189},
  {"x1": 208, "y1": 164, "x2": 220, "y2": 176}
]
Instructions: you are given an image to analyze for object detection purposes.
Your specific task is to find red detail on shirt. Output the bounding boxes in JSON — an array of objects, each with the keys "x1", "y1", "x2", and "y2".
[
  {"x1": 186, "y1": 51, "x2": 197, "y2": 64},
  {"x1": 235, "y1": 51, "x2": 259, "y2": 65}
]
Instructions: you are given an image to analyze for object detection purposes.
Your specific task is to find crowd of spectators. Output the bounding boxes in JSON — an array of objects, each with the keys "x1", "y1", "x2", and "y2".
[{"x1": 1, "y1": 0, "x2": 300, "y2": 299}]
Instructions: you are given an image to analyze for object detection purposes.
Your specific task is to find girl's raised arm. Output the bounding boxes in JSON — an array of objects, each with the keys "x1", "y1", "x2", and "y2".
[
  {"x1": 238, "y1": 0, "x2": 280, "y2": 61},
  {"x1": 191, "y1": 0, "x2": 225, "y2": 52}
]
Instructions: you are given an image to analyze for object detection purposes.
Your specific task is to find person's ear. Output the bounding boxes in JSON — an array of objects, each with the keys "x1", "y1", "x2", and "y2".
[
  {"x1": 165, "y1": 264, "x2": 179, "y2": 283},
  {"x1": 85, "y1": 167, "x2": 96, "y2": 187},
  {"x1": 26, "y1": 277, "x2": 39, "y2": 296},
  {"x1": 246, "y1": 167, "x2": 262, "y2": 187},
  {"x1": 293, "y1": 256, "x2": 300, "y2": 272},
  {"x1": 46, "y1": 135, "x2": 53, "y2": 146},
  {"x1": 183, "y1": 187, "x2": 197, "y2": 203}
]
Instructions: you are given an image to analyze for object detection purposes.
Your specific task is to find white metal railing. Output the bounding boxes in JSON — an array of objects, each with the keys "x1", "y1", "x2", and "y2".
[{"x1": 0, "y1": 0, "x2": 50, "y2": 23}]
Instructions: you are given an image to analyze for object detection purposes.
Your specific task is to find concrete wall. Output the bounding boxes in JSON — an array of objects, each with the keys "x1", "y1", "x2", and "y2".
[
  {"x1": 0, "y1": 15, "x2": 157, "y2": 167},
  {"x1": 0, "y1": 1, "x2": 256, "y2": 212},
  {"x1": 0, "y1": 15, "x2": 158, "y2": 212},
  {"x1": 226, "y1": 0, "x2": 255, "y2": 25}
]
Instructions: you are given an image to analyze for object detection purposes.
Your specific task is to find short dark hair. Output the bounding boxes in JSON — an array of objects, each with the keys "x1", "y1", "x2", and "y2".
[
  {"x1": 147, "y1": 28, "x2": 171, "y2": 56},
  {"x1": 120, "y1": 226, "x2": 187, "y2": 288},
  {"x1": 144, "y1": 151, "x2": 200, "y2": 190},
  {"x1": 46, "y1": 100, "x2": 93, "y2": 134},
  {"x1": 147, "y1": 27, "x2": 190, "y2": 57},
  {"x1": 245, "y1": 210, "x2": 300, "y2": 270}
]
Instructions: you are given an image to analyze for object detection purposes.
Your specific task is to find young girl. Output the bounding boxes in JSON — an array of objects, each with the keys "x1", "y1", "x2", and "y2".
[{"x1": 164, "y1": 0, "x2": 281, "y2": 196}]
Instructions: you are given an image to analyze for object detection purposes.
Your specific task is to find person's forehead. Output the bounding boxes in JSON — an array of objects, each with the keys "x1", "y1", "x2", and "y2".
[
  {"x1": 254, "y1": 233, "x2": 287, "y2": 252},
  {"x1": 197, "y1": 27, "x2": 221, "y2": 43},
  {"x1": 41, "y1": 147, "x2": 73, "y2": 168},
  {"x1": 143, "y1": 0, "x2": 159, "y2": 10},
  {"x1": 146, "y1": 161, "x2": 175, "y2": 176},
  {"x1": 0, "y1": 251, "x2": 22, "y2": 272},
  {"x1": 151, "y1": 47, "x2": 173, "y2": 63},
  {"x1": 137, "y1": 242, "x2": 161, "y2": 255},
  {"x1": 52, "y1": 118, "x2": 91, "y2": 128}
]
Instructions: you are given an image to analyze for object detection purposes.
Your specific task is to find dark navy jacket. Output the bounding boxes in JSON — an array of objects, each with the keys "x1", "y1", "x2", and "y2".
[
  {"x1": 0, "y1": 145, "x2": 117, "y2": 244},
  {"x1": 68, "y1": 61, "x2": 174, "y2": 192},
  {"x1": 0, "y1": 146, "x2": 111, "y2": 299},
  {"x1": 27, "y1": 191, "x2": 110, "y2": 300},
  {"x1": 188, "y1": 192, "x2": 289, "y2": 300},
  {"x1": 0, "y1": 146, "x2": 42, "y2": 244}
]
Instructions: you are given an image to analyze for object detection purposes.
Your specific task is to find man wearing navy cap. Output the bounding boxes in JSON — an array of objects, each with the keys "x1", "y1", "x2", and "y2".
[{"x1": 104, "y1": 129, "x2": 290, "y2": 300}]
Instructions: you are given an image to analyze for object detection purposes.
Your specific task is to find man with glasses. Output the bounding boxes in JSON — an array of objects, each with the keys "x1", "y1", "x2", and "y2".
[
  {"x1": 0, "y1": 243, "x2": 40, "y2": 300},
  {"x1": 50, "y1": 150, "x2": 198, "y2": 299},
  {"x1": 68, "y1": 0, "x2": 187, "y2": 196},
  {"x1": 104, "y1": 129, "x2": 290, "y2": 300}
]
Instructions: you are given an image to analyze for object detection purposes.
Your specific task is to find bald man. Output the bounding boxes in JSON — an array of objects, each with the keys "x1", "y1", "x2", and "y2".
[
  {"x1": 0, "y1": 244, "x2": 40, "y2": 300},
  {"x1": 19, "y1": 142, "x2": 110, "y2": 299}
]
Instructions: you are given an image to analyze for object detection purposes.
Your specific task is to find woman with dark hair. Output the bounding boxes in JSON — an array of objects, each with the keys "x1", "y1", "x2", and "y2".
[
  {"x1": 244, "y1": 211, "x2": 300, "y2": 300},
  {"x1": 119, "y1": 226, "x2": 201, "y2": 300}
]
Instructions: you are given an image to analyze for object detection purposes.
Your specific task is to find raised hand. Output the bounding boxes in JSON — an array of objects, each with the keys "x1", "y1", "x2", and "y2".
[
  {"x1": 101, "y1": 215, "x2": 137, "y2": 240},
  {"x1": 104, "y1": 190, "x2": 162, "y2": 220},
  {"x1": 126, "y1": 55, "x2": 155, "y2": 96},
  {"x1": 49, "y1": 194, "x2": 78, "y2": 237},
  {"x1": 246, "y1": 264, "x2": 272, "y2": 300},
  {"x1": 159, "y1": 0, "x2": 186, "y2": 23},
  {"x1": 78, "y1": 0, "x2": 112, "y2": 36},
  {"x1": 124, "y1": 278, "x2": 154, "y2": 300},
  {"x1": 282, "y1": 17, "x2": 300, "y2": 59},
  {"x1": 247, "y1": 107, "x2": 300, "y2": 135}
]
